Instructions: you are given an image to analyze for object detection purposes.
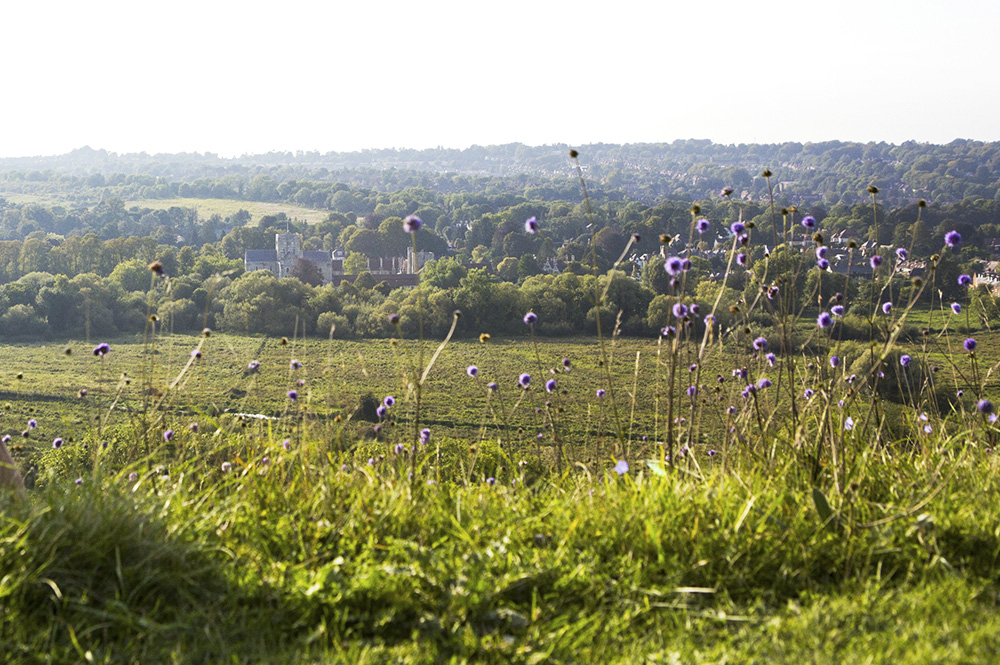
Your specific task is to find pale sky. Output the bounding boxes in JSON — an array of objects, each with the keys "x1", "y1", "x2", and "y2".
[{"x1": 1, "y1": 0, "x2": 997, "y2": 158}]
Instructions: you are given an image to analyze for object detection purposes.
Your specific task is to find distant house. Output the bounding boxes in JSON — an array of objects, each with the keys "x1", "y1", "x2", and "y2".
[{"x1": 244, "y1": 233, "x2": 334, "y2": 284}]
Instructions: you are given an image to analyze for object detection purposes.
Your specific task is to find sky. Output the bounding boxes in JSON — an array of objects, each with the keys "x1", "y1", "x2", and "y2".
[{"x1": 2, "y1": 0, "x2": 997, "y2": 158}]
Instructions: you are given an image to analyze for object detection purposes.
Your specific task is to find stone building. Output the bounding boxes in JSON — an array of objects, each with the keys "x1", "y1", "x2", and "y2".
[{"x1": 244, "y1": 233, "x2": 335, "y2": 284}]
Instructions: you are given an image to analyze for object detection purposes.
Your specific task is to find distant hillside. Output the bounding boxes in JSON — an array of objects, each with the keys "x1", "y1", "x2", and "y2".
[{"x1": 2, "y1": 139, "x2": 999, "y2": 207}]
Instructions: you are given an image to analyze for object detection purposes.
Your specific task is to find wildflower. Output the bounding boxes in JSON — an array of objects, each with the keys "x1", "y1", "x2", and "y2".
[
  {"x1": 752, "y1": 337, "x2": 768, "y2": 351},
  {"x1": 467, "y1": 365, "x2": 478, "y2": 377},
  {"x1": 817, "y1": 258, "x2": 830, "y2": 270},
  {"x1": 290, "y1": 359, "x2": 302, "y2": 370},
  {"x1": 964, "y1": 338, "x2": 977, "y2": 352},
  {"x1": 188, "y1": 423, "x2": 199, "y2": 432},
  {"x1": 163, "y1": 429, "x2": 174, "y2": 442},
  {"x1": 689, "y1": 303, "x2": 700, "y2": 316},
  {"x1": 689, "y1": 363, "x2": 698, "y2": 372},
  {"x1": 486, "y1": 477, "x2": 495, "y2": 486},
  {"x1": 28, "y1": 419, "x2": 36, "y2": 429},
  {"x1": 376, "y1": 405, "x2": 386, "y2": 419},
  {"x1": 801, "y1": 216, "x2": 816, "y2": 229},
  {"x1": 767, "y1": 286, "x2": 779, "y2": 300},
  {"x1": 804, "y1": 389, "x2": 815, "y2": 398},
  {"x1": 844, "y1": 417, "x2": 854, "y2": 431},
  {"x1": 247, "y1": 360, "x2": 260, "y2": 372},
  {"x1": 817, "y1": 311, "x2": 834, "y2": 329},
  {"x1": 518, "y1": 373, "x2": 531, "y2": 388},
  {"x1": 384, "y1": 395, "x2": 395, "y2": 407},
  {"x1": 721, "y1": 187, "x2": 734, "y2": 197},
  {"x1": 896, "y1": 247, "x2": 908, "y2": 261},
  {"x1": 53, "y1": 438, "x2": 63, "y2": 449},
  {"x1": 900, "y1": 355, "x2": 912, "y2": 367},
  {"x1": 487, "y1": 381, "x2": 499, "y2": 391},
  {"x1": 420, "y1": 428, "x2": 431, "y2": 444},
  {"x1": 696, "y1": 218, "x2": 710, "y2": 233},
  {"x1": 631, "y1": 233, "x2": 640, "y2": 243},
  {"x1": 402, "y1": 215, "x2": 423, "y2": 233},
  {"x1": 736, "y1": 252, "x2": 747, "y2": 267},
  {"x1": 664, "y1": 256, "x2": 684, "y2": 276},
  {"x1": 523, "y1": 311, "x2": 538, "y2": 325},
  {"x1": 957, "y1": 390, "x2": 964, "y2": 397},
  {"x1": 765, "y1": 353, "x2": 777, "y2": 367},
  {"x1": 661, "y1": 325, "x2": 676, "y2": 337},
  {"x1": 882, "y1": 302, "x2": 893, "y2": 314},
  {"x1": 524, "y1": 216, "x2": 539, "y2": 234},
  {"x1": 816, "y1": 246, "x2": 828, "y2": 259},
  {"x1": 687, "y1": 385, "x2": 697, "y2": 397},
  {"x1": 281, "y1": 439, "x2": 291, "y2": 450},
  {"x1": 546, "y1": 379, "x2": 557, "y2": 393},
  {"x1": 978, "y1": 399, "x2": 994, "y2": 414},
  {"x1": 296, "y1": 378, "x2": 305, "y2": 387},
  {"x1": 221, "y1": 461, "x2": 232, "y2": 473},
  {"x1": 562, "y1": 358, "x2": 571, "y2": 370},
  {"x1": 1, "y1": 435, "x2": 8, "y2": 444},
  {"x1": 373, "y1": 424, "x2": 382, "y2": 435},
  {"x1": 831, "y1": 305, "x2": 845, "y2": 317},
  {"x1": 287, "y1": 390, "x2": 297, "y2": 401},
  {"x1": 727, "y1": 406, "x2": 737, "y2": 415},
  {"x1": 596, "y1": 388, "x2": 606, "y2": 398},
  {"x1": 869, "y1": 255, "x2": 882, "y2": 269},
  {"x1": 614, "y1": 459, "x2": 629, "y2": 475},
  {"x1": 389, "y1": 313, "x2": 401, "y2": 325},
  {"x1": 731, "y1": 222, "x2": 746, "y2": 235},
  {"x1": 952, "y1": 303, "x2": 962, "y2": 314},
  {"x1": 190, "y1": 349, "x2": 202, "y2": 359},
  {"x1": 128, "y1": 472, "x2": 138, "y2": 482},
  {"x1": 672, "y1": 303, "x2": 688, "y2": 318},
  {"x1": 944, "y1": 230, "x2": 962, "y2": 247},
  {"x1": 394, "y1": 443, "x2": 405, "y2": 455},
  {"x1": 958, "y1": 274, "x2": 972, "y2": 286},
  {"x1": 536, "y1": 433, "x2": 544, "y2": 441},
  {"x1": 830, "y1": 356, "x2": 840, "y2": 368},
  {"x1": 93, "y1": 343, "x2": 110, "y2": 357}
]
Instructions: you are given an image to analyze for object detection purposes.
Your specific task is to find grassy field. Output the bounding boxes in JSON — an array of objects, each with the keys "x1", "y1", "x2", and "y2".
[{"x1": 4, "y1": 322, "x2": 1000, "y2": 663}]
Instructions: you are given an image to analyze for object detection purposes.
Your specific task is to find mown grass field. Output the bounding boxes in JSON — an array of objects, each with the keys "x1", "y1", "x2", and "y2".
[{"x1": 125, "y1": 197, "x2": 331, "y2": 225}]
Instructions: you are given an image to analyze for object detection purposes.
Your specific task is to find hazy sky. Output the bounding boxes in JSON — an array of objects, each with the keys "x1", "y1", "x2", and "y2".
[{"x1": 2, "y1": 0, "x2": 997, "y2": 158}]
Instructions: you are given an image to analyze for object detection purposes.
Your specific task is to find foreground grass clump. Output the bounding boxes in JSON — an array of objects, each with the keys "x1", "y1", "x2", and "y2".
[{"x1": 4, "y1": 425, "x2": 1000, "y2": 663}]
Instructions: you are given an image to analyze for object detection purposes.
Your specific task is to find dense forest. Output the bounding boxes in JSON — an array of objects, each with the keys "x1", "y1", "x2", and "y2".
[{"x1": 2, "y1": 140, "x2": 1000, "y2": 342}]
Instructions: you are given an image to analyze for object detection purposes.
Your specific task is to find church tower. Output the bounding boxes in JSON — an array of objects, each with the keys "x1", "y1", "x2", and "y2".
[{"x1": 275, "y1": 233, "x2": 301, "y2": 278}]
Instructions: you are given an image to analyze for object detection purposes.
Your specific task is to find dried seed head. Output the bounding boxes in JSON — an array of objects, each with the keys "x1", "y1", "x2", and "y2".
[
  {"x1": 690, "y1": 204, "x2": 701, "y2": 215},
  {"x1": 813, "y1": 233, "x2": 824, "y2": 244},
  {"x1": 867, "y1": 185, "x2": 879, "y2": 194},
  {"x1": 569, "y1": 149, "x2": 579, "y2": 158},
  {"x1": 761, "y1": 168, "x2": 772, "y2": 178},
  {"x1": 847, "y1": 240, "x2": 857, "y2": 249},
  {"x1": 917, "y1": 199, "x2": 927, "y2": 208},
  {"x1": 149, "y1": 261, "x2": 164, "y2": 274}
]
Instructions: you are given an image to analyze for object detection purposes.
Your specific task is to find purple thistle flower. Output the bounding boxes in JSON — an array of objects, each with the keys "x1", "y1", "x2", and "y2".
[
  {"x1": 524, "y1": 216, "x2": 539, "y2": 234},
  {"x1": 736, "y1": 252, "x2": 747, "y2": 267},
  {"x1": 163, "y1": 429, "x2": 174, "y2": 442},
  {"x1": 801, "y1": 216, "x2": 816, "y2": 229},
  {"x1": 190, "y1": 349, "x2": 202, "y2": 359},
  {"x1": 689, "y1": 303, "x2": 700, "y2": 316},
  {"x1": 832, "y1": 305, "x2": 845, "y2": 317},
  {"x1": 696, "y1": 218, "x2": 710, "y2": 233},
  {"x1": 664, "y1": 256, "x2": 684, "y2": 276},
  {"x1": 394, "y1": 443, "x2": 405, "y2": 455},
  {"x1": 247, "y1": 360, "x2": 260, "y2": 372},
  {"x1": 757, "y1": 377, "x2": 772, "y2": 389},
  {"x1": 290, "y1": 359, "x2": 302, "y2": 370},
  {"x1": 467, "y1": 365, "x2": 478, "y2": 377},
  {"x1": 546, "y1": 379, "x2": 557, "y2": 393},
  {"x1": 830, "y1": 356, "x2": 840, "y2": 368},
  {"x1": 287, "y1": 390, "x2": 297, "y2": 400},
  {"x1": 402, "y1": 214, "x2": 423, "y2": 233},
  {"x1": 518, "y1": 373, "x2": 531, "y2": 388},
  {"x1": 687, "y1": 385, "x2": 697, "y2": 397},
  {"x1": 817, "y1": 258, "x2": 830, "y2": 270},
  {"x1": 896, "y1": 247, "x2": 908, "y2": 261},
  {"x1": 844, "y1": 417, "x2": 855, "y2": 431},
  {"x1": 487, "y1": 381, "x2": 498, "y2": 391},
  {"x1": 753, "y1": 337, "x2": 768, "y2": 351},
  {"x1": 661, "y1": 325, "x2": 676, "y2": 337},
  {"x1": 1, "y1": 435, "x2": 9, "y2": 444},
  {"x1": 672, "y1": 302, "x2": 688, "y2": 318},
  {"x1": 28, "y1": 419, "x2": 36, "y2": 429},
  {"x1": 53, "y1": 438, "x2": 63, "y2": 449},
  {"x1": 128, "y1": 472, "x2": 138, "y2": 482},
  {"x1": 420, "y1": 428, "x2": 431, "y2": 444},
  {"x1": 945, "y1": 230, "x2": 961, "y2": 248},
  {"x1": 486, "y1": 477, "x2": 495, "y2": 486},
  {"x1": 900, "y1": 355, "x2": 912, "y2": 367},
  {"x1": 767, "y1": 286, "x2": 779, "y2": 300},
  {"x1": 964, "y1": 338, "x2": 977, "y2": 352},
  {"x1": 614, "y1": 459, "x2": 629, "y2": 475},
  {"x1": 959, "y1": 274, "x2": 972, "y2": 286},
  {"x1": 282, "y1": 439, "x2": 291, "y2": 450},
  {"x1": 523, "y1": 311, "x2": 538, "y2": 325},
  {"x1": 562, "y1": 357, "x2": 571, "y2": 370},
  {"x1": 388, "y1": 313, "x2": 401, "y2": 325},
  {"x1": 93, "y1": 342, "x2": 111, "y2": 357},
  {"x1": 869, "y1": 255, "x2": 882, "y2": 269},
  {"x1": 376, "y1": 405, "x2": 386, "y2": 419},
  {"x1": 816, "y1": 246, "x2": 828, "y2": 259},
  {"x1": 978, "y1": 399, "x2": 993, "y2": 414},
  {"x1": 188, "y1": 423, "x2": 199, "y2": 432},
  {"x1": 731, "y1": 222, "x2": 746, "y2": 235},
  {"x1": 804, "y1": 389, "x2": 815, "y2": 398},
  {"x1": 384, "y1": 395, "x2": 395, "y2": 407},
  {"x1": 952, "y1": 302, "x2": 962, "y2": 314},
  {"x1": 817, "y1": 311, "x2": 834, "y2": 329},
  {"x1": 765, "y1": 353, "x2": 777, "y2": 367},
  {"x1": 596, "y1": 388, "x2": 606, "y2": 398},
  {"x1": 221, "y1": 461, "x2": 232, "y2": 473},
  {"x1": 882, "y1": 302, "x2": 893, "y2": 314}
]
